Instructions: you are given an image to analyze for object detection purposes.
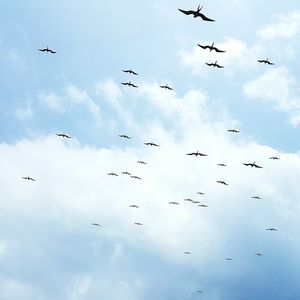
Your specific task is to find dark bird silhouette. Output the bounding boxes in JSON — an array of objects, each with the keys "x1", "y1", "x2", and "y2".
[
  {"x1": 184, "y1": 198, "x2": 193, "y2": 202},
  {"x1": 258, "y1": 58, "x2": 274, "y2": 65},
  {"x1": 121, "y1": 81, "x2": 138, "y2": 88},
  {"x1": 131, "y1": 175, "x2": 142, "y2": 180},
  {"x1": 178, "y1": 5, "x2": 215, "y2": 22},
  {"x1": 206, "y1": 61, "x2": 224, "y2": 68},
  {"x1": 196, "y1": 290, "x2": 204, "y2": 293},
  {"x1": 226, "y1": 258, "x2": 233, "y2": 261},
  {"x1": 186, "y1": 150, "x2": 208, "y2": 157},
  {"x1": 137, "y1": 160, "x2": 147, "y2": 164},
  {"x1": 107, "y1": 172, "x2": 119, "y2": 176},
  {"x1": 56, "y1": 133, "x2": 71, "y2": 138},
  {"x1": 269, "y1": 156, "x2": 280, "y2": 160},
  {"x1": 159, "y1": 84, "x2": 173, "y2": 90},
  {"x1": 217, "y1": 163, "x2": 227, "y2": 167},
  {"x1": 266, "y1": 228, "x2": 278, "y2": 231},
  {"x1": 122, "y1": 69, "x2": 138, "y2": 75},
  {"x1": 197, "y1": 192, "x2": 205, "y2": 195},
  {"x1": 217, "y1": 180, "x2": 228, "y2": 185},
  {"x1": 144, "y1": 142, "x2": 160, "y2": 147},
  {"x1": 129, "y1": 205, "x2": 139, "y2": 208},
  {"x1": 121, "y1": 171, "x2": 132, "y2": 175},
  {"x1": 91, "y1": 223, "x2": 101, "y2": 227},
  {"x1": 251, "y1": 196, "x2": 262, "y2": 200},
  {"x1": 192, "y1": 200, "x2": 200, "y2": 204},
  {"x1": 38, "y1": 46, "x2": 56, "y2": 53},
  {"x1": 198, "y1": 204, "x2": 208, "y2": 207},
  {"x1": 243, "y1": 161, "x2": 263, "y2": 168},
  {"x1": 169, "y1": 201, "x2": 179, "y2": 205},
  {"x1": 134, "y1": 222, "x2": 143, "y2": 226},
  {"x1": 255, "y1": 253, "x2": 263, "y2": 256},
  {"x1": 198, "y1": 42, "x2": 225, "y2": 52},
  {"x1": 227, "y1": 129, "x2": 240, "y2": 133},
  {"x1": 22, "y1": 176, "x2": 36, "y2": 181},
  {"x1": 184, "y1": 251, "x2": 191, "y2": 254},
  {"x1": 119, "y1": 134, "x2": 131, "y2": 139}
]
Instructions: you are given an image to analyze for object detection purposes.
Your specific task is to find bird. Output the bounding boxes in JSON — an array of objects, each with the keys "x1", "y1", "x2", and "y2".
[
  {"x1": 144, "y1": 142, "x2": 160, "y2": 147},
  {"x1": 56, "y1": 133, "x2": 71, "y2": 138},
  {"x1": 119, "y1": 134, "x2": 131, "y2": 139},
  {"x1": 184, "y1": 198, "x2": 193, "y2": 202},
  {"x1": 217, "y1": 180, "x2": 228, "y2": 185},
  {"x1": 22, "y1": 176, "x2": 36, "y2": 181},
  {"x1": 196, "y1": 290, "x2": 205, "y2": 293},
  {"x1": 159, "y1": 84, "x2": 173, "y2": 90},
  {"x1": 91, "y1": 223, "x2": 101, "y2": 227},
  {"x1": 243, "y1": 161, "x2": 263, "y2": 168},
  {"x1": 206, "y1": 61, "x2": 224, "y2": 68},
  {"x1": 217, "y1": 163, "x2": 227, "y2": 167},
  {"x1": 129, "y1": 205, "x2": 139, "y2": 208},
  {"x1": 266, "y1": 228, "x2": 278, "y2": 231},
  {"x1": 121, "y1": 171, "x2": 132, "y2": 175},
  {"x1": 269, "y1": 156, "x2": 280, "y2": 160},
  {"x1": 107, "y1": 172, "x2": 118, "y2": 176},
  {"x1": 197, "y1": 192, "x2": 205, "y2": 195},
  {"x1": 227, "y1": 129, "x2": 240, "y2": 133},
  {"x1": 137, "y1": 160, "x2": 147, "y2": 164},
  {"x1": 184, "y1": 251, "x2": 191, "y2": 254},
  {"x1": 38, "y1": 46, "x2": 56, "y2": 53},
  {"x1": 198, "y1": 204, "x2": 208, "y2": 207},
  {"x1": 192, "y1": 200, "x2": 200, "y2": 204},
  {"x1": 186, "y1": 151, "x2": 208, "y2": 157},
  {"x1": 178, "y1": 5, "x2": 215, "y2": 22},
  {"x1": 198, "y1": 42, "x2": 225, "y2": 52},
  {"x1": 121, "y1": 81, "x2": 138, "y2": 88},
  {"x1": 257, "y1": 58, "x2": 274, "y2": 65},
  {"x1": 251, "y1": 196, "x2": 262, "y2": 200},
  {"x1": 122, "y1": 69, "x2": 138, "y2": 75},
  {"x1": 226, "y1": 258, "x2": 233, "y2": 261},
  {"x1": 131, "y1": 175, "x2": 142, "y2": 180},
  {"x1": 255, "y1": 253, "x2": 263, "y2": 256},
  {"x1": 134, "y1": 222, "x2": 143, "y2": 226},
  {"x1": 169, "y1": 201, "x2": 179, "y2": 205}
]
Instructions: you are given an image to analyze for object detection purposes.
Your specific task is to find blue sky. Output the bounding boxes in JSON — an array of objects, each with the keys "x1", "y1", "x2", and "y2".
[{"x1": 1, "y1": 1, "x2": 300, "y2": 299}]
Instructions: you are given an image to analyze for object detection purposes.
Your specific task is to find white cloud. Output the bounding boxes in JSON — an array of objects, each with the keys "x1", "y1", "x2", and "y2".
[
  {"x1": 244, "y1": 66, "x2": 300, "y2": 126},
  {"x1": 15, "y1": 103, "x2": 33, "y2": 121},
  {"x1": 38, "y1": 92, "x2": 65, "y2": 113}
]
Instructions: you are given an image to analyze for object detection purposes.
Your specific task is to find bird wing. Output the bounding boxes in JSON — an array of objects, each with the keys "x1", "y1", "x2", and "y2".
[
  {"x1": 121, "y1": 82, "x2": 128, "y2": 85},
  {"x1": 267, "y1": 61, "x2": 274, "y2": 65},
  {"x1": 132, "y1": 84, "x2": 138, "y2": 88},
  {"x1": 216, "y1": 64, "x2": 224, "y2": 68},
  {"x1": 199, "y1": 153, "x2": 208, "y2": 156},
  {"x1": 49, "y1": 49, "x2": 56, "y2": 53},
  {"x1": 132, "y1": 71, "x2": 138, "y2": 75},
  {"x1": 199, "y1": 13, "x2": 215, "y2": 21},
  {"x1": 257, "y1": 60, "x2": 264, "y2": 63},
  {"x1": 254, "y1": 164, "x2": 263, "y2": 168},
  {"x1": 38, "y1": 48, "x2": 46, "y2": 52},
  {"x1": 197, "y1": 44, "x2": 210, "y2": 50},
  {"x1": 214, "y1": 47, "x2": 226, "y2": 53},
  {"x1": 178, "y1": 8, "x2": 195, "y2": 15},
  {"x1": 243, "y1": 163, "x2": 251, "y2": 166},
  {"x1": 205, "y1": 63, "x2": 213, "y2": 66}
]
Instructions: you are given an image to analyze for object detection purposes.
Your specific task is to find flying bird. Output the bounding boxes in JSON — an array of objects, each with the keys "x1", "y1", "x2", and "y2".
[
  {"x1": 121, "y1": 81, "x2": 138, "y2": 88},
  {"x1": 144, "y1": 142, "x2": 160, "y2": 147},
  {"x1": 198, "y1": 42, "x2": 225, "y2": 52},
  {"x1": 198, "y1": 204, "x2": 208, "y2": 207},
  {"x1": 184, "y1": 198, "x2": 193, "y2": 202},
  {"x1": 131, "y1": 175, "x2": 142, "y2": 180},
  {"x1": 227, "y1": 129, "x2": 240, "y2": 133},
  {"x1": 119, "y1": 134, "x2": 131, "y2": 139},
  {"x1": 266, "y1": 228, "x2": 278, "y2": 231},
  {"x1": 184, "y1": 251, "x2": 191, "y2": 254},
  {"x1": 91, "y1": 223, "x2": 101, "y2": 227},
  {"x1": 197, "y1": 192, "x2": 205, "y2": 195},
  {"x1": 206, "y1": 61, "x2": 224, "y2": 68},
  {"x1": 217, "y1": 180, "x2": 228, "y2": 185},
  {"x1": 243, "y1": 161, "x2": 263, "y2": 168},
  {"x1": 192, "y1": 200, "x2": 200, "y2": 204},
  {"x1": 196, "y1": 290, "x2": 205, "y2": 293},
  {"x1": 22, "y1": 176, "x2": 36, "y2": 181},
  {"x1": 137, "y1": 160, "x2": 147, "y2": 164},
  {"x1": 269, "y1": 156, "x2": 280, "y2": 160},
  {"x1": 121, "y1": 171, "x2": 132, "y2": 175},
  {"x1": 255, "y1": 253, "x2": 263, "y2": 256},
  {"x1": 122, "y1": 69, "x2": 138, "y2": 75},
  {"x1": 134, "y1": 222, "x2": 143, "y2": 226},
  {"x1": 217, "y1": 163, "x2": 227, "y2": 167},
  {"x1": 186, "y1": 151, "x2": 207, "y2": 157},
  {"x1": 226, "y1": 258, "x2": 233, "y2": 261},
  {"x1": 169, "y1": 201, "x2": 179, "y2": 205},
  {"x1": 178, "y1": 5, "x2": 215, "y2": 22},
  {"x1": 129, "y1": 205, "x2": 139, "y2": 208},
  {"x1": 159, "y1": 84, "x2": 173, "y2": 90},
  {"x1": 251, "y1": 196, "x2": 262, "y2": 200},
  {"x1": 107, "y1": 172, "x2": 119, "y2": 176},
  {"x1": 257, "y1": 58, "x2": 274, "y2": 65},
  {"x1": 56, "y1": 133, "x2": 71, "y2": 138},
  {"x1": 38, "y1": 46, "x2": 56, "y2": 53}
]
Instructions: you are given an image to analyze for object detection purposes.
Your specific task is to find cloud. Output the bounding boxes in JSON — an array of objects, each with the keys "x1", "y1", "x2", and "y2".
[
  {"x1": 15, "y1": 103, "x2": 33, "y2": 121},
  {"x1": 244, "y1": 66, "x2": 300, "y2": 126}
]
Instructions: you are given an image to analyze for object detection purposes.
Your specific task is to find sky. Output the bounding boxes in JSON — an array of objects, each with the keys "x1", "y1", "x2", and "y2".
[{"x1": 1, "y1": 0, "x2": 300, "y2": 299}]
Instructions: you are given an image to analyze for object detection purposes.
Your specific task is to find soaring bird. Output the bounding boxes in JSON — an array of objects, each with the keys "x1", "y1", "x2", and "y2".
[
  {"x1": 266, "y1": 228, "x2": 278, "y2": 231},
  {"x1": 255, "y1": 253, "x2": 263, "y2": 256},
  {"x1": 107, "y1": 172, "x2": 118, "y2": 176},
  {"x1": 129, "y1": 205, "x2": 139, "y2": 208},
  {"x1": 121, "y1": 171, "x2": 132, "y2": 175},
  {"x1": 243, "y1": 161, "x2": 263, "y2": 168},
  {"x1": 251, "y1": 196, "x2": 262, "y2": 200},
  {"x1": 227, "y1": 129, "x2": 240, "y2": 133},
  {"x1": 196, "y1": 291, "x2": 204, "y2": 293},
  {"x1": 137, "y1": 160, "x2": 147, "y2": 164},
  {"x1": 119, "y1": 134, "x2": 131, "y2": 139},
  {"x1": 192, "y1": 200, "x2": 200, "y2": 204},
  {"x1": 159, "y1": 84, "x2": 173, "y2": 90},
  {"x1": 56, "y1": 133, "x2": 71, "y2": 138},
  {"x1": 217, "y1": 180, "x2": 228, "y2": 185},
  {"x1": 134, "y1": 222, "x2": 143, "y2": 226},
  {"x1": 269, "y1": 156, "x2": 280, "y2": 160},
  {"x1": 198, "y1": 204, "x2": 208, "y2": 207},
  {"x1": 178, "y1": 5, "x2": 215, "y2": 22},
  {"x1": 169, "y1": 201, "x2": 179, "y2": 205},
  {"x1": 122, "y1": 69, "x2": 138, "y2": 75},
  {"x1": 258, "y1": 58, "x2": 274, "y2": 65},
  {"x1": 198, "y1": 42, "x2": 225, "y2": 52},
  {"x1": 91, "y1": 223, "x2": 101, "y2": 227},
  {"x1": 121, "y1": 81, "x2": 138, "y2": 88},
  {"x1": 186, "y1": 151, "x2": 207, "y2": 157},
  {"x1": 206, "y1": 61, "x2": 224, "y2": 68},
  {"x1": 197, "y1": 192, "x2": 205, "y2": 195},
  {"x1": 144, "y1": 142, "x2": 160, "y2": 147},
  {"x1": 184, "y1": 198, "x2": 193, "y2": 202},
  {"x1": 131, "y1": 175, "x2": 142, "y2": 180},
  {"x1": 38, "y1": 46, "x2": 56, "y2": 53},
  {"x1": 217, "y1": 163, "x2": 227, "y2": 167},
  {"x1": 226, "y1": 258, "x2": 233, "y2": 261},
  {"x1": 22, "y1": 176, "x2": 36, "y2": 181},
  {"x1": 184, "y1": 251, "x2": 191, "y2": 254}
]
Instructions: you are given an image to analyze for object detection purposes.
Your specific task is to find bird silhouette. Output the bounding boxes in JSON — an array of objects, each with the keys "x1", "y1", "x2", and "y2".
[
  {"x1": 122, "y1": 69, "x2": 138, "y2": 75},
  {"x1": 197, "y1": 192, "x2": 205, "y2": 195},
  {"x1": 56, "y1": 133, "x2": 71, "y2": 138},
  {"x1": 144, "y1": 142, "x2": 160, "y2": 147},
  {"x1": 255, "y1": 253, "x2": 263, "y2": 256},
  {"x1": 121, "y1": 81, "x2": 138, "y2": 88},
  {"x1": 137, "y1": 160, "x2": 147, "y2": 164},
  {"x1": 178, "y1": 5, "x2": 215, "y2": 21},
  {"x1": 217, "y1": 163, "x2": 227, "y2": 167},
  {"x1": 186, "y1": 151, "x2": 208, "y2": 157},
  {"x1": 121, "y1": 171, "x2": 132, "y2": 175},
  {"x1": 251, "y1": 196, "x2": 262, "y2": 199},
  {"x1": 91, "y1": 223, "x2": 101, "y2": 227},
  {"x1": 169, "y1": 201, "x2": 180, "y2": 205},
  {"x1": 266, "y1": 228, "x2": 278, "y2": 231},
  {"x1": 198, "y1": 42, "x2": 225, "y2": 52},
  {"x1": 184, "y1": 251, "x2": 191, "y2": 254},
  {"x1": 198, "y1": 204, "x2": 208, "y2": 207},
  {"x1": 257, "y1": 58, "x2": 274, "y2": 65},
  {"x1": 227, "y1": 129, "x2": 240, "y2": 133},
  {"x1": 206, "y1": 61, "x2": 224, "y2": 68},
  {"x1": 159, "y1": 84, "x2": 173, "y2": 90},
  {"x1": 22, "y1": 176, "x2": 36, "y2": 181},
  {"x1": 217, "y1": 180, "x2": 228, "y2": 185},
  {"x1": 134, "y1": 222, "x2": 143, "y2": 226},
  {"x1": 243, "y1": 161, "x2": 263, "y2": 168},
  {"x1": 119, "y1": 134, "x2": 131, "y2": 139},
  {"x1": 129, "y1": 205, "x2": 139, "y2": 208},
  {"x1": 38, "y1": 46, "x2": 56, "y2": 53},
  {"x1": 269, "y1": 156, "x2": 280, "y2": 160},
  {"x1": 226, "y1": 258, "x2": 233, "y2": 261},
  {"x1": 131, "y1": 175, "x2": 142, "y2": 180},
  {"x1": 184, "y1": 198, "x2": 193, "y2": 202},
  {"x1": 107, "y1": 172, "x2": 119, "y2": 176}
]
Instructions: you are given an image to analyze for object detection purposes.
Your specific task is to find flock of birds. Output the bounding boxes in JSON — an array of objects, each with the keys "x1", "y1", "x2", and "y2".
[{"x1": 21, "y1": 4, "x2": 281, "y2": 296}]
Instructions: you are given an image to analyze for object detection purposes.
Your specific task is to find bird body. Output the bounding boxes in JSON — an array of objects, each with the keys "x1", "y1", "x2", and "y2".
[
  {"x1": 258, "y1": 58, "x2": 274, "y2": 65},
  {"x1": 178, "y1": 5, "x2": 215, "y2": 21},
  {"x1": 122, "y1": 69, "x2": 138, "y2": 75},
  {"x1": 243, "y1": 161, "x2": 263, "y2": 168},
  {"x1": 129, "y1": 205, "x2": 139, "y2": 208},
  {"x1": 107, "y1": 172, "x2": 118, "y2": 176},
  {"x1": 22, "y1": 176, "x2": 36, "y2": 181},
  {"x1": 121, "y1": 81, "x2": 138, "y2": 88},
  {"x1": 131, "y1": 175, "x2": 142, "y2": 180},
  {"x1": 186, "y1": 150, "x2": 207, "y2": 157},
  {"x1": 198, "y1": 42, "x2": 225, "y2": 52},
  {"x1": 217, "y1": 180, "x2": 228, "y2": 185},
  {"x1": 121, "y1": 171, "x2": 131, "y2": 175},
  {"x1": 269, "y1": 156, "x2": 280, "y2": 160},
  {"x1": 159, "y1": 84, "x2": 173, "y2": 90},
  {"x1": 217, "y1": 163, "x2": 227, "y2": 167},
  {"x1": 266, "y1": 228, "x2": 278, "y2": 231},
  {"x1": 206, "y1": 61, "x2": 224, "y2": 68},
  {"x1": 251, "y1": 196, "x2": 262, "y2": 199},
  {"x1": 38, "y1": 46, "x2": 56, "y2": 53},
  {"x1": 144, "y1": 142, "x2": 160, "y2": 147},
  {"x1": 227, "y1": 129, "x2": 239, "y2": 133},
  {"x1": 119, "y1": 134, "x2": 131, "y2": 139},
  {"x1": 134, "y1": 222, "x2": 143, "y2": 225},
  {"x1": 198, "y1": 204, "x2": 208, "y2": 207},
  {"x1": 56, "y1": 133, "x2": 71, "y2": 138}
]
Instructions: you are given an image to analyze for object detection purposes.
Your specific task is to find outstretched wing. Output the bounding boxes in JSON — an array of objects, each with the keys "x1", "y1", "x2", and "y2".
[
  {"x1": 131, "y1": 84, "x2": 138, "y2": 88},
  {"x1": 216, "y1": 64, "x2": 224, "y2": 68},
  {"x1": 131, "y1": 71, "x2": 138, "y2": 75},
  {"x1": 199, "y1": 13, "x2": 215, "y2": 22},
  {"x1": 205, "y1": 63, "x2": 213, "y2": 66},
  {"x1": 38, "y1": 48, "x2": 46, "y2": 52},
  {"x1": 197, "y1": 44, "x2": 210, "y2": 50},
  {"x1": 214, "y1": 47, "x2": 226, "y2": 53},
  {"x1": 178, "y1": 8, "x2": 195, "y2": 15},
  {"x1": 267, "y1": 61, "x2": 274, "y2": 65},
  {"x1": 49, "y1": 49, "x2": 56, "y2": 53},
  {"x1": 257, "y1": 60, "x2": 265, "y2": 63}
]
